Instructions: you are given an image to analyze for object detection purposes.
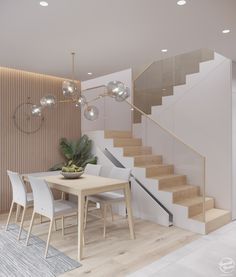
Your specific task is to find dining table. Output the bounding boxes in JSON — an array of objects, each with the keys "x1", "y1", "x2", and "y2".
[{"x1": 24, "y1": 172, "x2": 135, "y2": 261}]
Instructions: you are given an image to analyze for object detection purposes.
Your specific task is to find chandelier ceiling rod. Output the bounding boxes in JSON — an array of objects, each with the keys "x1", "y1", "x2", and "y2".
[{"x1": 71, "y1": 52, "x2": 75, "y2": 83}]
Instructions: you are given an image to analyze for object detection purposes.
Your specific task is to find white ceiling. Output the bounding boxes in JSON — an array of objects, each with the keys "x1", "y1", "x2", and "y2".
[{"x1": 0, "y1": 0, "x2": 235, "y2": 81}]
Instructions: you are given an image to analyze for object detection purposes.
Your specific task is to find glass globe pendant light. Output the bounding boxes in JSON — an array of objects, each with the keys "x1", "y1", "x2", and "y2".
[
  {"x1": 106, "y1": 81, "x2": 125, "y2": 98},
  {"x1": 40, "y1": 95, "x2": 56, "y2": 108},
  {"x1": 75, "y1": 95, "x2": 87, "y2": 109},
  {"x1": 115, "y1": 86, "x2": 130, "y2": 102},
  {"x1": 62, "y1": 52, "x2": 78, "y2": 98},
  {"x1": 84, "y1": 105, "x2": 99, "y2": 121},
  {"x1": 62, "y1": 80, "x2": 77, "y2": 97},
  {"x1": 31, "y1": 105, "x2": 42, "y2": 117}
]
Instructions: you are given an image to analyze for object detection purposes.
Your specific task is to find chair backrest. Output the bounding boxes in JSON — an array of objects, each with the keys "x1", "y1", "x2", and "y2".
[
  {"x1": 28, "y1": 176, "x2": 54, "y2": 219},
  {"x1": 84, "y1": 164, "x2": 102, "y2": 176},
  {"x1": 109, "y1": 167, "x2": 131, "y2": 181},
  {"x1": 7, "y1": 170, "x2": 27, "y2": 206}
]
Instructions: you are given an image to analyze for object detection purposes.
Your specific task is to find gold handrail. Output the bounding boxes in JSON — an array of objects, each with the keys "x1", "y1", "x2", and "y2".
[{"x1": 125, "y1": 99, "x2": 206, "y2": 223}]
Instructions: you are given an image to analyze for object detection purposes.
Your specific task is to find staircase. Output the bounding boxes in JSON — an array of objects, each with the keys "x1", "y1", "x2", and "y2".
[
  {"x1": 84, "y1": 49, "x2": 231, "y2": 235},
  {"x1": 94, "y1": 130, "x2": 231, "y2": 235}
]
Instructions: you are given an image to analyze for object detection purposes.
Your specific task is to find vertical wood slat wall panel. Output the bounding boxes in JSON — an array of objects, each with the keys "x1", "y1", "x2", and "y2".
[{"x1": 0, "y1": 67, "x2": 81, "y2": 213}]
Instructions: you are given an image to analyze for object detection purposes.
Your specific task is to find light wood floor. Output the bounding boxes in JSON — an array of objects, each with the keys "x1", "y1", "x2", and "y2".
[{"x1": 0, "y1": 208, "x2": 200, "y2": 277}]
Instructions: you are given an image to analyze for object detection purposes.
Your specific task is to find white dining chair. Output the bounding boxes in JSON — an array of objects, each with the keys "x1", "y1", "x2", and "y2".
[
  {"x1": 85, "y1": 167, "x2": 131, "y2": 238},
  {"x1": 26, "y1": 171, "x2": 62, "y2": 226},
  {"x1": 5, "y1": 170, "x2": 33, "y2": 240},
  {"x1": 84, "y1": 164, "x2": 102, "y2": 176},
  {"x1": 26, "y1": 176, "x2": 78, "y2": 258}
]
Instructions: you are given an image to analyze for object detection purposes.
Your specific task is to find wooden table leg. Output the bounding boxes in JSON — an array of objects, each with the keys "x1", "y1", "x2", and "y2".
[
  {"x1": 78, "y1": 193, "x2": 85, "y2": 261},
  {"x1": 124, "y1": 183, "x2": 135, "y2": 240}
]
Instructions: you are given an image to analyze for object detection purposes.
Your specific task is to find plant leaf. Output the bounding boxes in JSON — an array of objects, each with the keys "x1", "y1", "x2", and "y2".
[
  {"x1": 60, "y1": 138, "x2": 75, "y2": 160},
  {"x1": 49, "y1": 162, "x2": 65, "y2": 171},
  {"x1": 51, "y1": 135, "x2": 97, "y2": 170}
]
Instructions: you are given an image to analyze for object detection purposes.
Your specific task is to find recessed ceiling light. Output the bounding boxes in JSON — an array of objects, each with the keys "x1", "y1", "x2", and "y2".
[
  {"x1": 222, "y1": 29, "x2": 230, "y2": 34},
  {"x1": 88, "y1": 72, "x2": 93, "y2": 75},
  {"x1": 39, "y1": 1, "x2": 48, "y2": 7},
  {"x1": 177, "y1": 0, "x2": 186, "y2": 6},
  {"x1": 161, "y1": 49, "x2": 168, "y2": 53}
]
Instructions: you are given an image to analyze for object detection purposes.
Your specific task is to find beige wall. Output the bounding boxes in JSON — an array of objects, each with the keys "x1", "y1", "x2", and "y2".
[{"x1": 0, "y1": 67, "x2": 81, "y2": 213}]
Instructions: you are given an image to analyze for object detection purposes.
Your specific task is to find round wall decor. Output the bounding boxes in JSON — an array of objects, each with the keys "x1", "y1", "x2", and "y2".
[{"x1": 13, "y1": 97, "x2": 44, "y2": 134}]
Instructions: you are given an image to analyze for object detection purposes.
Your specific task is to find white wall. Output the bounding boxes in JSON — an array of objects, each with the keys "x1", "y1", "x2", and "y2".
[
  {"x1": 136, "y1": 57, "x2": 232, "y2": 211},
  {"x1": 81, "y1": 69, "x2": 132, "y2": 132},
  {"x1": 232, "y1": 61, "x2": 236, "y2": 219}
]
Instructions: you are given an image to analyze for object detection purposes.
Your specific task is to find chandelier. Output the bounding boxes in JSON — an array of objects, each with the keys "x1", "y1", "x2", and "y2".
[{"x1": 31, "y1": 53, "x2": 130, "y2": 121}]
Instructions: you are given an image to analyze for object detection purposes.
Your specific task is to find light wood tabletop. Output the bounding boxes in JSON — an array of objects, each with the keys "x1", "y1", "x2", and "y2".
[{"x1": 25, "y1": 173, "x2": 135, "y2": 261}]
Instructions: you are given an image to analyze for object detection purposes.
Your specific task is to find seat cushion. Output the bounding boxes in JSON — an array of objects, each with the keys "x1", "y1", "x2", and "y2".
[
  {"x1": 88, "y1": 192, "x2": 125, "y2": 204},
  {"x1": 54, "y1": 200, "x2": 78, "y2": 217}
]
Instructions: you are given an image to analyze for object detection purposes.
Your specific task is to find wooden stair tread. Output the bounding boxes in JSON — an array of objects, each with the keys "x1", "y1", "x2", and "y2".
[
  {"x1": 136, "y1": 164, "x2": 171, "y2": 168},
  {"x1": 150, "y1": 174, "x2": 185, "y2": 180},
  {"x1": 132, "y1": 154, "x2": 161, "y2": 158},
  {"x1": 104, "y1": 130, "x2": 132, "y2": 138},
  {"x1": 160, "y1": 184, "x2": 197, "y2": 192},
  {"x1": 175, "y1": 196, "x2": 213, "y2": 207},
  {"x1": 123, "y1": 146, "x2": 152, "y2": 156},
  {"x1": 113, "y1": 138, "x2": 142, "y2": 147},
  {"x1": 123, "y1": 146, "x2": 151, "y2": 149},
  {"x1": 191, "y1": 208, "x2": 230, "y2": 222}
]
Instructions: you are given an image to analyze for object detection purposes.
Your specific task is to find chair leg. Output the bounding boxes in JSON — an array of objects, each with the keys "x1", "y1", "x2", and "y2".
[
  {"x1": 54, "y1": 219, "x2": 57, "y2": 231},
  {"x1": 61, "y1": 216, "x2": 64, "y2": 237},
  {"x1": 26, "y1": 212, "x2": 35, "y2": 246},
  {"x1": 84, "y1": 197, "x2": 89, "y2": 229},
  {"x1": 18, "y1": 206, "x2": 26, "y2": 240},
  {"x1": 15, "y1": 204, "x2": 21, "y2": 223},
  {"x1": 39, "y1": 215, "x2": 43, "y2": 224},
  {"x1": 103, "y1": 204, "x2": 107, "y2": 238},
  {"x1": 44, "y1": 219, "x2": 54, "y2": 259},
  {"x1": 5, "y1": 201, "x2": 14, "y2": 231},
  {"x1": 109, "y1": 204, "x2": 114, "y2": 221}
]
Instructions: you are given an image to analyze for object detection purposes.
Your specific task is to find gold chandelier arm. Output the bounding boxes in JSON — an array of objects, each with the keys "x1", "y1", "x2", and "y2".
[
  {"x1": 82, "y1": 85, "x2": 107, "y2": 92},
  {"x1": 58, "y1": 99, "x2": 74, "y2": 103},
  {"x1": 86, "y1": 93, "x2": 109, "y2": 104}
]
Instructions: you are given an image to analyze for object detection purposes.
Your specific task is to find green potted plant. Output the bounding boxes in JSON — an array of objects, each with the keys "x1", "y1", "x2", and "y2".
[{"x1": 50, "y1": 135, "x2": 97, "y2": 171}]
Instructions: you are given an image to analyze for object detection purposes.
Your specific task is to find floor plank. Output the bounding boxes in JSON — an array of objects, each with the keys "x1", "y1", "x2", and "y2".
[{"x1": 0, "y1": 209, "x2": 200, "y2": 277}]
